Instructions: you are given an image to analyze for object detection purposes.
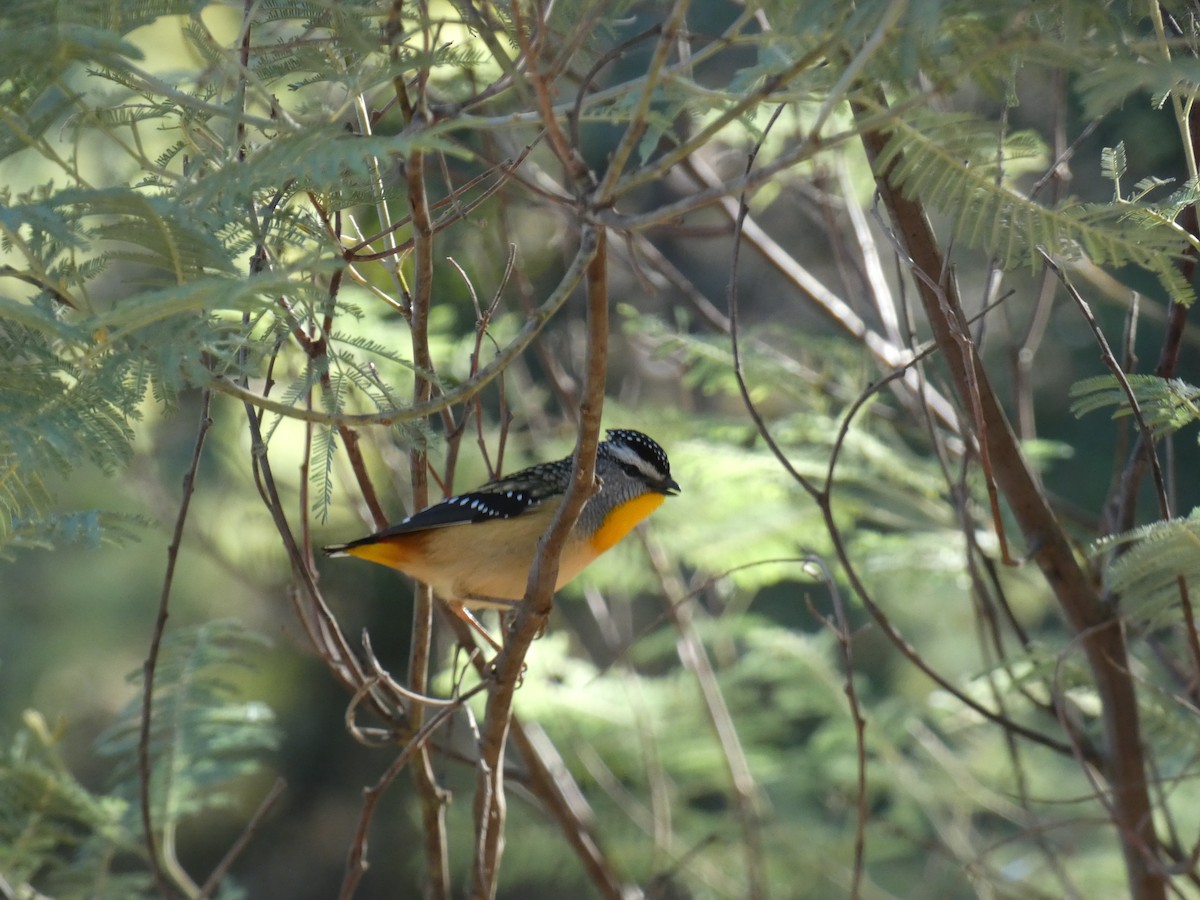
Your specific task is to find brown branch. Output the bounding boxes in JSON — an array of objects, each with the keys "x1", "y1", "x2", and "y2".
[
  {"x1": 313, "y1": 269, "x2": 390, "y2": 528},
  {"x1": 1040, "y1": 252, "x2": 1172, "y2": 525},
  {"x1": 590, "y1": 0, "x2": 690, "y2": 202},
  {"x1": 470, "y1": 223, "x2": 606, "y2": 898},
  {"x1": 240, "y1": 389, "x2": 410, "y2": 732},
  {"x1": 339, "y1": 689, "x2": 480, "y2": 900},
  {"x1": 137, "y1": 9, "x2": 256, "y2": 895},
  {"x1": 1102, "y1": 81, "x2": 1198, "y2": 537},
  {"x1": 208, "y1": 232, "x2": 598, "y2": 428},
  {"x1": 593, "y1": 98, "x2": 934, "y2": 233},
  {"x1": 681, "y1": 152, "x2": 961, "y2": 436},
  {"x1": 197, "y1": 777, "x2": 286, "y2": 899},
  {"x1": 403, "y1": 66, "x2": 452, "y2": 895},
  {"x1": 721, "y1": 130, "x2": 1072, "y2": 756},
  {"x1": 507, "y1": 0, "x2": 591, "y2": 186},
  {"x1": 802, "y1": 559, "x2": 869, "y2": 900},
  {"x1": 642, "y1": 536, "x2": 769, "y2": 900},
  {"x1": 828, "y1": 371, "x2": 1079, "y2": 756},
  {"x1": 704, "y1": 106, "x2": 789, "y2": 899},
  {"x1": 343, "y1": 143, "x2": 539, "y2": 263},
  {"x1": 855, "y1": 97, "x2": 1165, "y2": 900},
  {"x1": 440, "y1": 609, "x2": 627, "y2": 898},
  {"x1": 139, "y1": 388, "x2": 213, "y2": 900},
  {"x1": 507, "y1": 721, "x2": 625, "y2": 899},
  {"x1": 1043, "y1": 251, "x2": 1200, "y2": 720}
]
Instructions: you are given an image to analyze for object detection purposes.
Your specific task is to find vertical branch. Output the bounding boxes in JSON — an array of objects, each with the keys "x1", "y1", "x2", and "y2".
[
  {"x1": 140, "y1": 389, "x2": 213, "y2": 900},
  {"x1": 1104, "y1": 7, "x2": 1200, "y2": 700},
  {"x1": 507, "y1": 721, "x2": 626, "y2": 899},
  {"x1": 591, "y1": 0, "x2": 694, "y2": 201},
  {"x1": 506, "y1": 0, "x2": 587, "y2": 181},
  {"x1": 855, "y1": 99, "x2": 1165, "y2": 900},
  {"x1": 642, "y1": 538, "x2": 769, "y2": 900},
  {"x1": 398, "y1": 0, "x2": 451, "y2": 893},
  {"x1": 1009, "y1": 70, "x2": 1072, "y2": 442},
  {"x1": 470, "y1": 224, "x2": 606, "y2": 899},
  {"x1": 437, "y1": 609, "x2": 628, "y2": 898}
]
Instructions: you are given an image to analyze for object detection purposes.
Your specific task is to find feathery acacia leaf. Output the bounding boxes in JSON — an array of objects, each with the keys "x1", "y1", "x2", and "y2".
[
  {"x1": 0, "y1": 714, "x2": 145, "y2": 898},
  {"x1": 877, "y1": 110, "x2": 1195, "y2": 304},
  {"x1": 1093, "y1": 511, "x2": 1200, "y2": 625},
  {"x1": 96, "y1": 621, "x2": 279, "y2": 823},
  {"x1": 1070, "y1": 375, "x2": 1200, "y2": 437}
]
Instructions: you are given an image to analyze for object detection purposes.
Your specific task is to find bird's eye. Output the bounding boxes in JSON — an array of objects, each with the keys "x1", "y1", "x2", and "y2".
[{"x1": 621, "y1": 463, "x2": 641, "y2": 478}]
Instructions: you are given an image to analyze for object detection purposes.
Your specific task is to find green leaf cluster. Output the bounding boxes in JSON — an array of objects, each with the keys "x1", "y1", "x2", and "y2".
[
  {"x1": 0, "y1": 712, "x2": 149, "y2": 899},
  {"x1": 1, "y1": 621, "x2": 277, "y2": 899},
  {"x1": 876, "y1": 110, "x2": 1195, "y2": 305},
  {"x1": 1071, "y1": 374, "x2": 1200, "y2": 439},
  {"x1": 96, "y1": 620, "x2": 280, "y2": 824},
  {"x1": 1094, "y1": 510, "x2": 1200, "y2": 627}
]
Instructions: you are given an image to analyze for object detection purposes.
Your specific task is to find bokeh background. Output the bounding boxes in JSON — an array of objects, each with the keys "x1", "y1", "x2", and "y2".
[{"x1": 4, "y1": 2, "x2": 1200, "y2": 898}]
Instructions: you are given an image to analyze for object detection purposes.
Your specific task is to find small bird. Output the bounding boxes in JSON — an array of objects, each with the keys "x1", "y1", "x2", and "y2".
[{"x1": 323, "y1": 429, "x2": 680, "y2": 607}]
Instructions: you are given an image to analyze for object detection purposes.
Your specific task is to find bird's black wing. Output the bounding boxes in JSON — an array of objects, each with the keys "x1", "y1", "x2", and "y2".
[{"x1": 358, "y1": 456, "x2": 575, "y2": 537}]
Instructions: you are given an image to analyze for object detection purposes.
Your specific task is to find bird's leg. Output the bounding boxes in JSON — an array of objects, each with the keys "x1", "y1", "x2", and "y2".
[
  {"x1": 455, "y1": 597, "x2": 535, "y2": 684},
  {"x1": 446, "y1": 600, "x2": 504, "y2": 653}
]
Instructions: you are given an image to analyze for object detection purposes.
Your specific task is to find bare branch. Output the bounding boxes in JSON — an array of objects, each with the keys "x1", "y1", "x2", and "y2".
[
  {"x1": 140, "y1": 389, "x2": 213, "y2": 900},
  {"x1": 471, "y1": 222, "x2": 606, "y2": 898},
  {"x1": 857, "y1": 94, "x2": 1166, "y2": 900}
]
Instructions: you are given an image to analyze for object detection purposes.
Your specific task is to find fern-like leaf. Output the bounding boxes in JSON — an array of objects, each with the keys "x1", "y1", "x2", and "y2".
[
  {"x1": 95, "y1": 621, "x2": 280, "y2": 827},
  {"x1": 877, "y1": 110, "x2": 1195, "y2": 305},
  {"x1": 1093, "y1": 510, "x2": 1200, "y2": 626},
  {"x1": 2, "y1": 510, "x2": 146, "y2": 560},
  {"x1": 1069, "y1": 375, "x2": 1200, "y2": 437},
  {"x1": 1101, "y1": 142, "x2": 1126, "y2": 195},
  {"x1": 0, "y1": 712, "x2": 148, "y2": 899}
]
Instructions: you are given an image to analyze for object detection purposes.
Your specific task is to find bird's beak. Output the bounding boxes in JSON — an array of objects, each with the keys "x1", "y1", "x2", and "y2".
[{"x1": 661, "y1": 477, "x2": 681, "y2": 496}]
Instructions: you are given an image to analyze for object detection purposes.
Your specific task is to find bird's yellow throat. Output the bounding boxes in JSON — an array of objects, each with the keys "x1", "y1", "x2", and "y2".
[{"x1": 589, "y1": 493, "x2": 666, "y2": 554}]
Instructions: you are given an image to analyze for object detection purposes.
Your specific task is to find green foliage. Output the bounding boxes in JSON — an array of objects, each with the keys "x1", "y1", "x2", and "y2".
[
  {"x1": 3, "y1": 510, "x2": 146, "y2": 560},
  {"x1": 1, "y1": 620, "x2": 277, "y2": 899},
  {"x1": 1070, "y1": 374, "x2": 1200, "y2": 438},
  {"x1": 96, "y1": 620, "x2": 280, "y2": 825},
  {"x1": 0, "y1": 712, "x2": 148, "y2": 899},
  {"x1": 1100, "y1": 142, "x2": 1127, "y2": 195},
  {"x1": 7, "y1": 0, "x2": 1200, "y2": 896},
  {"x1": 1094, "y1": 510, "x2": 1200, "y2": 626},
  {"x1": 1078, "y1": 54, "x2": 1200, "y2": 119},
  {"x1": 0, "y1": 0, "x2": 459, "y2": 546},
  {"x1": 473, "y1": 625, "x2": 887, "y2": 894},
  {"x1": 875, "y1": 110, "x2": 1195, "y2": 305},
  {"x1": 0, "y1": 316, "x2": 139, "y2": 538}
]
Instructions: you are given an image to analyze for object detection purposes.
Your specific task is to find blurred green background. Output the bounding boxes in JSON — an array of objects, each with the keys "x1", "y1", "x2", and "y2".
[{"x1": 5, "y1": 2, "x2": 1200, "y2": 899}]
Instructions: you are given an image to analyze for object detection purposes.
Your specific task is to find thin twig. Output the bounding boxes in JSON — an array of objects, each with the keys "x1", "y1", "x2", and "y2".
[
  {"x1": 439, "y1": 605, "x2": 628, "y2": 898},
  {"x1": 593, "y1": 97, "x2": 934, "y2": 232},
  {"x1": 509, "y1": 722, "x2": 626, "y2": 899},
  {"x1": 470, "y1": 223, "x2": 606, "y2": 898},
  {"x1": 197, "y1": 778, "x2": 287, "y2": 899},
  {"x1": 339, "y1": 688, "x2": 481, "y2": 900},
  {"x1": 802, "y1": 558, "x2": 869, "y2": 900},
  {"x1": 1041, "y1": 250, "x2": 1200, "y2": 693},
  {"x1": 402, "y1": 38, "x2": 452, "y2": 892},
  {"x1": 592, "y1": 0, "x2": 692, "y2": 202},
  {"x1": 242, "y1": 394, "x2": 407, "y2": 728},
  {"x1": 716, "y1": 102, "x2": 786, "y2": 899},
  {"x1": 507, "y1": 0, "x2": 590, "y2": 184},
  {"x1": 208, "y1": 235, "x2": 598, "y2": 428},
  {"x1": 1039, "y1": 251, "x2": 1171, "y2": 521},
  {"x1": 722, "y1": 143, "x2": 1070, "y2": 753},
  {"x1": 682, "y1": 151, "x2": 961, "y2": 436},
  {"x1": 139, "y1": 389, "x2": 213, "y2": 900},
  {"x1": 857, "y1": 93, "x2": 1165, "y2": 900},
  {"x1": 643, "y1": 536, "x2": 769, "y2": 900}
]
